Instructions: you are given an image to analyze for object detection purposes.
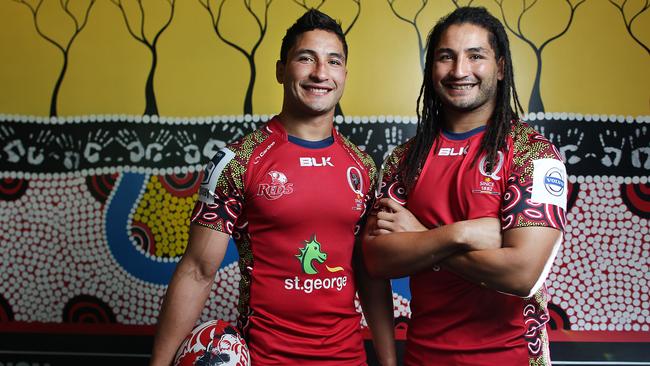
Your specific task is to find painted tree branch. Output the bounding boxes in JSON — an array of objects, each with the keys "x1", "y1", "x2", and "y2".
[
  {"x1": 608, "y1": 0, "x2": 649, "y2": 54},
  {"x1": 110, "y1": 0, "x2": 176, "y2": 116},
  {"x1": 13, "y1": 0, "x2": 96, "y2": 117},
  {"x1": 387, "y1": 0, "x2": 428, "y2": 72},
  {"x1": 292, "y1": 0, "x2": 325, "y2": 10},
  {"x1": 199, "y1": 0, "x2": 273, "y2": 115},
  {"x1": 494, "y1": 0, "x2": 586, "y2": 112},
  {"x1": 451, "y1": 0, "x2": 475, "y2": 8}
]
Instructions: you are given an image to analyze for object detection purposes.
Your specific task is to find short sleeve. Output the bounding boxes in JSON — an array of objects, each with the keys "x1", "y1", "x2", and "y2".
[
  {"x1": 375, "y1": 144, "x2": 410, "y2": 212},
  {"x1": 501, "y1": 126, "x2": 568, "y2": 232},
  {"x1": 190, "y1": 147, "x2": 246, "y2": 235}
]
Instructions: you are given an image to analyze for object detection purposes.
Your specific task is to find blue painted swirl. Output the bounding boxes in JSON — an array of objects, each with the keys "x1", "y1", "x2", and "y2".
[{"x1": 105, "y1": 172, "x2": 239, "y2": 285}]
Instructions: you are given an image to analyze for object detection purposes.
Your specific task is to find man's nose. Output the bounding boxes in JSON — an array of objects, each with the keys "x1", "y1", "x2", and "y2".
[
  {"x1": 310, "y1": 61, "x2": 328, "y2": 81},
  {"x1": 450, "y1": 57, "x2": 470, "y2": 78}
]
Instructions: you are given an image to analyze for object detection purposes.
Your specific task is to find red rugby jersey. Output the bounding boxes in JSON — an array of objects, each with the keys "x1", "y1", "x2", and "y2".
[
  {"x1": 191, "y1": 117, "x2": 376, "y2": 365},
  {"x1": 379, "y1": 122, "x2": 567, "y2": 366}
]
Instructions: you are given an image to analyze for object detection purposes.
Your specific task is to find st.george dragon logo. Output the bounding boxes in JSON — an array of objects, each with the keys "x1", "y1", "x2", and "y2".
[{"x1": 284, "y1": 235, "x2": 348, "y2": 294}]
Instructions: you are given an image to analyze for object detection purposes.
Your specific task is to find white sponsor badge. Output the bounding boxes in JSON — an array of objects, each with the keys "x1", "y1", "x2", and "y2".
[
  {"x1": 531, "y1": 158, "x2": 567, "y2": 211},
  {"x1": 198, "y1": 147, "x2": 235, "y2": 204}
]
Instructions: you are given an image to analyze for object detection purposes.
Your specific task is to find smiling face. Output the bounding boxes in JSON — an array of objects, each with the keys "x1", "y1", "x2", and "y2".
[
  {"x1": 432, "y1": 23, "x2": 504, "y2": 117},
  {"x1": 276, "y1": 29, "x2": 347, "y2": 118}
]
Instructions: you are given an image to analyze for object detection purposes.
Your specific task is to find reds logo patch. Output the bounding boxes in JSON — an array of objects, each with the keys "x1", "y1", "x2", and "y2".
[{"x1": 257, "y1": 170, "x2": 294, "y2": 200}]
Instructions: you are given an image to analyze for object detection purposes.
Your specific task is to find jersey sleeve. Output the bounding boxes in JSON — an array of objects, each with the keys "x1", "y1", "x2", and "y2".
[
  {"x1": 344, "y1": 142, "x2": 379, "y2": 237},
  {"x1": 374, "y1": 144, "x2": 410, "y2": 213},
  {"x1": 501, "y1": 125, "x2": 567, "y2": 232},
  {"x1": 190, "y1": 147, "x2": 246, "y2": 235}
]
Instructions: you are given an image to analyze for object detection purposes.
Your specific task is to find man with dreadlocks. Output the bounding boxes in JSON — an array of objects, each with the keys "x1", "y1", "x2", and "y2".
[{"x1": 362, "y1": 6, "x2": 567, "y2": 365}]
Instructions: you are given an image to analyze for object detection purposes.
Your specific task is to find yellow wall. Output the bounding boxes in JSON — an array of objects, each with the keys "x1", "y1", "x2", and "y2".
[{"x1": 0, "y1": 0, "x2": 648, "y2": 117}]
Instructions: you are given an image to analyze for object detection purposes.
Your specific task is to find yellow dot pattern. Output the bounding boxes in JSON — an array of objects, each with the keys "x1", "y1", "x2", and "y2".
[{"x1": 132, "y1": 176, "x2": 197, "y2": 258}]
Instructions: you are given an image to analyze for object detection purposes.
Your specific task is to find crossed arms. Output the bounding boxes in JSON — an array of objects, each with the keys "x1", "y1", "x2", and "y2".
[{"x1": 362, "y1": 198, "x2": 563, "y2": 298}]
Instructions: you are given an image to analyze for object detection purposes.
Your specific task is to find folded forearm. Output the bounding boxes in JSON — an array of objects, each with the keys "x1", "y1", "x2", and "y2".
[
  {"x1": 363, "y1": 225, "x2": 464, "y2": 278},
  {"x1": 442, "y1": 248, "x2": 536, "y2": 297}
]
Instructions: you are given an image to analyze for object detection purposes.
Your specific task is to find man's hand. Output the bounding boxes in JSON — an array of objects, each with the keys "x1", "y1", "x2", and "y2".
[
  {"x1": 455, "y1": 217, "x2": 502, "y2": 251},
  {"x1": 372, "y1": 198, "x2": 427, "y2": 236}
]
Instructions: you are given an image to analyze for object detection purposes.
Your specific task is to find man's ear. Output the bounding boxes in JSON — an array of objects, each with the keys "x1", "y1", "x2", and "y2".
[
  {"x1": 276, "y1": 60, "x2": 284, "y2": 83},
  {"x1": 497, "y1": 57, "x2": 505, "y2": 81}
]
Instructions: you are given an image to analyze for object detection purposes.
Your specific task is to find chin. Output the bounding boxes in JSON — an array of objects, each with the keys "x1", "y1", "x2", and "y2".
[{"x1": 303, "y1": 103, "x2": 336, "y2": 115}]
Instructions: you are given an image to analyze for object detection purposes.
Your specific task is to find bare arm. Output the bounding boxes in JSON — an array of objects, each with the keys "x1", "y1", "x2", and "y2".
[
  {"x1": 149, "y1": 225, "x2": 230, "y2": 366},
  {"x1": 362, "y1": 198, "x2": 501, "y2": 278},
  {"x1": 441, "y1": 226, "x2": 562, "y2": 297},
  {"x1": 354, "y1": 242, "x2": 396, "y2": 366}
]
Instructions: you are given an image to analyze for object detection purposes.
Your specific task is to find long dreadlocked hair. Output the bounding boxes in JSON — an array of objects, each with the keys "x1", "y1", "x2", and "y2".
[{"x1": 400, "y1": 7, "x2": 524, "y2": 191}]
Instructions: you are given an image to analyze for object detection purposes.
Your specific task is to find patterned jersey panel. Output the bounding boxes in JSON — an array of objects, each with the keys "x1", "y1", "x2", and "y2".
[
  {"x1": 338, "y1": 133, "x2": 379, "y2": 234},
  {"x1": 189, "y1": 127, "x2": 271, "y2": 336},
  {"x1": 501, "y1": 122, "x2": 568, "y2": 232},
  {"x1": 190, "y1": 128, "x2": 269, "y2": 235},
  {"x1": 375, "y1": 141, "x2": 411, "y2": 210},
  {"x1": 524, "y1": 287, "x2": 553, "y2": 366}
]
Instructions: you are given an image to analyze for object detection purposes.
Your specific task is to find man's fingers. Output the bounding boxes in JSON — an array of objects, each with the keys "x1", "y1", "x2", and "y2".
[
  {"x1": 379, "y1": 197, "x2": 404, "y2": 212},
  {"x1": 371, "y1": 228, "x2": 393, "y2": 236},
  {"x1": 376, "y1": 211, "x2": 394, "y2": 221},
  {"x1": 375, "y1": 219, "x2": 394, "y2": 230}
]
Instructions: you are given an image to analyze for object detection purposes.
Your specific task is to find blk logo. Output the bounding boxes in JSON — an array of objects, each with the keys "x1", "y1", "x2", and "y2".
[
  {"x1": 438, "y1": 147, "x2": 468, "y2": 156},
  {"x1": 299, "y1": 157, "x2": 334, "y2": 167}
]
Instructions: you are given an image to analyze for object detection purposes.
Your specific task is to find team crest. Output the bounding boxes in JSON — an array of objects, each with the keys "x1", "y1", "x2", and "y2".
[
  {"x1": 346, "y1": 167, "x2": 364, "y2": 211},
  {"x1": 473, "y1": 151, "x2": 505, "y2": 195},
  {"x1": 257, "y1": 170, "x2": 294, "y2": 200}
]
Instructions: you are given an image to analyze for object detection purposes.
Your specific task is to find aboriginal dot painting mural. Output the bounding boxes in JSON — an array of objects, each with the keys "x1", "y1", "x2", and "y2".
[{"x1": 0, "y1": 0, "x2": 648, "y2": 364}]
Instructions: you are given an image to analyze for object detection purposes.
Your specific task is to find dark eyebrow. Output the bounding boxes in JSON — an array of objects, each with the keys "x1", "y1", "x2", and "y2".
[
  {"x1": 294, "y1": 48, "x2": 317, "y2": 57},
  {"x1": 328, "y1": 52, "x2": 345, "y2": 61},
  {"x1": 294, "y1": 48, "x2": 346, "y2": 62},
  {"x1": 435, "y1": 47, "x2": 454, "y2": 54},
  {"x1": 435, "y1": 46, "x2": 491, "y2": 54},
  {"x1": 466, "y1": 47, "x2": 489, "y2": 53}
]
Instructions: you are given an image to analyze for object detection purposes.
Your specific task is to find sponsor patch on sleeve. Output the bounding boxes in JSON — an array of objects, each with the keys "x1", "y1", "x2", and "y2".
[
  {"x1": 198, "y1": 148, "x2": 235, "y2": 204},
  {"x1": 531, "y1": 158, "x2": 567, "y2": 211}
]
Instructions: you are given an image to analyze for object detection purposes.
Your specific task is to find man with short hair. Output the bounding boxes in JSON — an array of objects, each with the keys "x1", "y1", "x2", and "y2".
[
  {"x1": 363, "y1": 7, "x2": 567, "y2": 365},
  {"x1": 150, "y1": 10, "x2": 396, "y2": 366}
]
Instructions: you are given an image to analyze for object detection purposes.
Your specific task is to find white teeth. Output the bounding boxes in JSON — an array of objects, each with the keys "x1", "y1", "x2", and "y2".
[
  {"x1": 308, "y1": 88, "x2": 328, "y2": 94},
  {"x1": 448, "y1": 84, "x2": 474, "y2": 90}
]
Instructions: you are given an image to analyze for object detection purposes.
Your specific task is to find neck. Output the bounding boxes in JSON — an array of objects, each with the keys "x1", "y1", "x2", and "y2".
[
  {"x1": 277, "y1": 110, "x2": 334, "y2": 141},
  {"x1": 442, "y1": 103, "x2": 495, "y2": 133}
]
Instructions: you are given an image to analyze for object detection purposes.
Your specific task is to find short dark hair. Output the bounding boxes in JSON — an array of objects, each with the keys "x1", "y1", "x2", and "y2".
[
  {"x1": 401, "y1": 7, "x2": 524, "y2": 189},
  {"x1": 280, "y1": 9, "x2": 347, "y2": 63}
]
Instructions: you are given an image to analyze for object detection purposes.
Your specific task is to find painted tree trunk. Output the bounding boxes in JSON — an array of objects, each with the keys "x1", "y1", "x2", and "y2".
[
  {"x1": 528, "y1": 50, "x2": 545, "y2": 113},
  {"x1": 244, "y1": 58, "x2": 255, "y2": 115},
  {"x1": 144, "y1": 48, "x2": 159, "y2": 116},
  {"x1": 50, "y1": 53, "x2": 69, "y2": 117}
]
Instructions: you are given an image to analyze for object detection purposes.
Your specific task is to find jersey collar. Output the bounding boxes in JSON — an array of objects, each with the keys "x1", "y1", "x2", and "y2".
[
  {"x1": 268, "y1": 116, "x2": 337, "y2": 149},
  {"x1": 442, "y1": 125, "x2": 487, "y2": 141}
]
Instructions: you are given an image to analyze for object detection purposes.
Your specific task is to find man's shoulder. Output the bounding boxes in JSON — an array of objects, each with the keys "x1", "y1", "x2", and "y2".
[
  {"x1": 203, "y1": 123, "x2": 275, "y2": 184},
  {"x1": 384, "y1": 140, "x2": 411, "y2": 168},
  {"x1": 224, "y1": 123, "x2": 275, "y2": 159},
  {"x1": 509, "y1": 120, "x2": 562, "y2": 164},
  {"x1": 337, "y1": 132, "x2": 377, "y2": 173}
]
